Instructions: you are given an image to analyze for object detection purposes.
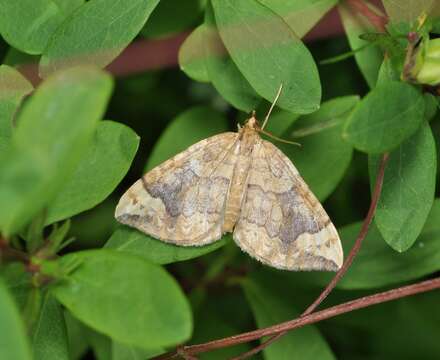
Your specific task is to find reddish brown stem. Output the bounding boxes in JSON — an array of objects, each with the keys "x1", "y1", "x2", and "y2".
[
  {"x1": 346, "y1": 0, "x2": 388, "y2": 32},
  {"x1": 154, "y1": 277, "x2": 440, "y2": 359},
  {"x1": 0, "y1": 237, "x2": 29, "y2": 264},
  {"x1": 232, "y1": 152, "x2": 389, "y2": 359}
]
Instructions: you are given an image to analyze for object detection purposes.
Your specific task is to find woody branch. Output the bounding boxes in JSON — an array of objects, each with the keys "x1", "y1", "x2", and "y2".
[{"x1": 154, "y1": 277, "x2": 440, "y2": 358}]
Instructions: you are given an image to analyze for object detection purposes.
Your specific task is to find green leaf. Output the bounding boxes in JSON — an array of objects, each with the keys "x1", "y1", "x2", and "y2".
[
  {"x1": 424, "y1": 93, "x2": 438, "y2": 121},
  {"x1": 86, "y1": 329, "x2": 112, "y2": 360},
  {"x1": 112, "y1": 341, "x2": 164, "y2": 360},
  {"x1": 383, "y1": 0, "x2": 440, "y2": 24},
  {"x1": 0, "y1": 279, "x2": 32, "y2": 360},
  {"x1": 145, "y1": 106, "x2": 229, "y2": 171},
  {"x1": 0, "y1": 263, "x2": 32, "y2": 310},
  {"x1": 204, "y1": 2, "x2": 260, "y2": 112},
  {"x1": 344, "y1": 81, "x2": 425, "y2": 153},
  {"x1": 105, "y1": 226, "x2": 229, "y2": 265},
  {"x1": 211, "y1": 0, "x2": 321, "y2": 114},
  {"x1": 369, "y1": 123, "x2": 436, "y2": 251},
  {"x1": 141, "y1": 0, "x2": 205, "y2": 38},
  {"x1": 52, "y1": 0, "x2": 85, "y2": 16},
  {"x1": 262, "y1": 109, "x2": 300, "y2": 137},
  {"x1": 64, "y1": 311, "x2": 89, "y2": 360},
  {"x1": 40, "y1": 0, "x2": 161, "y2": 77},
  {"x1": 338, "y1": 2, "x2": 383, "y2": 88},
  {"x1": 46, "y1": 121, "x2": 139, "y2": 224},
  {"x1": 328, "y1": 291, "x2": 440, "y2": 359},
  {"x1": 52, "y1": 249, "x2": 192, "y2": 349},
  {"x1": 32, "y1": 294, "x2": 69, "y2": 360},
  {"x1": 340, "y1": 199, "x2": 440, "y2": 287},
  {"x1": 0, "y1": 0, "x2": 69, "y2": 54},
  {"x1": 278, "y1": 95, "x2": 358, "y2": 200},
  {"x1": 0, "y1": 66, "x2": 113, "y2": 236},
  {"x1": 259, "y1": 0, "x2": 337, "y2": 38},
  {"x1": 243, "y1": 274, "x2": 335, "y2": 360},
  {"x1": 179, "y1": 25, "x2": 211, "y2": 83},
  {"x1": 299, "y1": 199, "x2": 440, "y2": 289},
  {"x1": 377, "y1": 57, "x2": 400, "y2": 85},
  {"x1": 190, "y1": 293, "x2": 252, "y2": 359},
  {"x1": 0, "y1": 65, "x2": 33, "y2": 153}
]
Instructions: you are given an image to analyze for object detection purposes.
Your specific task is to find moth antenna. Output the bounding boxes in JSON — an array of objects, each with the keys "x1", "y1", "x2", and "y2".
[
  {"x1": 258, "y1": 128, "x2": 301, "y2": 147},
  {"x1": 261, "y1": 83, "x2": 283, "y2": 130}
]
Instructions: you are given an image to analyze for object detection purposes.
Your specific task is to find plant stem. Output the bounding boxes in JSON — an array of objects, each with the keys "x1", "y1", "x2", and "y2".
[
  {"x1": 346, "y1": 0, "x2": 388, "y2": 32},
  {"x1": 0, "y1": 237, "x2": 29, "y2": 264},
  {"x1": 154, "y1": 277, "x2": 440, "y2": 359}
]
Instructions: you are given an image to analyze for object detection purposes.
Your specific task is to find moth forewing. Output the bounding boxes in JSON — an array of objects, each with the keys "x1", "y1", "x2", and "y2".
[
  {"x1": 115, "y1": 132, "x2": 238, "y2": 246},
  {"x1": 115, "y1": 117, "x2": 343, "y2": 271}
]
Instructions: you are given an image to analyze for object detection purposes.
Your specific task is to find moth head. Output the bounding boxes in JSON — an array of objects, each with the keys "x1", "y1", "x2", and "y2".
[{"x1": 245, "y1": 113, "x2": 260, "y2": 130}]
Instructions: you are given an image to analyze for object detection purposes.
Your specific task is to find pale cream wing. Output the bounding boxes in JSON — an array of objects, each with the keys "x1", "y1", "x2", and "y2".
[
  {"x1": 115, "y1": 132, "x2": 239, "y2": 246},
  {"x1": 233, "y1": 138, "x2": 343, "y2": 271}
]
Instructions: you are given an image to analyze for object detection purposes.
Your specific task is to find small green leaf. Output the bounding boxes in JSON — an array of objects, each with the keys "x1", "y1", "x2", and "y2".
[
  {"x1": 40, "y1": 0, "x2": 161, "y2": 77},
  {"x1": 0, "y1": 66, "x2": 113, "y2": 236},
  {"x1": 377, "y1": 57, "x2": 400, "y2": 85},
  {"x1": 51, "y1": 250, "x2": 192, "y2": 349},
  {"x1": 105, "y1": 226, "x2": 229, "y2": 265},
  {"x1": 259, "y1": 0, "x2": 337, "y2": 38},
  {"x1": 338, "y1": 3, "x2": 383, "y2": 88},
  {"x1": 145, "y1": 106, "x2": 229, "y2": 171},
  {"x1": 204, "y1": 2, "x2": 260, "y2": 112},
  {"x1": 369, "y1": 123, "x2": 436, "y2": 251},
  {"x1": 46, "y1": 121, "x2": 139, "y2": 224},
  {"x1": 243, "y1": 274, "x2": 335, "y2": 360},
  {"x1": 0, "y1": 65, "x2": 33, "y2": 153},
  {"x1": 344, "y1": 81, "x2": 425, "y2": 153},
  {"x1": 0, "y1": 279, "x2": 32, "y2": 360},
  {"x1": 212, "y1": 0, "x2": 321, "y2": 114},
  {"x1": 32, "y1": 294, "x2": 69, "y2": 360},
  {"x1": 179, "y1": 25, "x2": 211, "y2": 83},
  {"x1": 278, "y1": 95, "x2": 358, "y2": 200},
  {"x1": 0, "y1": 0, "x2": 68, "y2": 54},
  {"x1": 141, "y1": 0, "x2": 205, "y2": 38}
]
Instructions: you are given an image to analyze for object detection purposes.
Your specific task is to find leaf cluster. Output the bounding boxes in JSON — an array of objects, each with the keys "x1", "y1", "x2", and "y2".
[{"x1": 0, "y1": 1, "x2": 439, "y2": 359}]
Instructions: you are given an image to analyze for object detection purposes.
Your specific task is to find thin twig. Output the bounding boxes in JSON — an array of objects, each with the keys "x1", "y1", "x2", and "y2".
[
  {"x1": 230, "y1": 153, "x2": 389, "y2": 360},
  {"x1": 154, "y1": 277, "x2": 440, "y2": 359},
  {"x1": 0, "y1": 237, "x2": 29, "y2": 264}
]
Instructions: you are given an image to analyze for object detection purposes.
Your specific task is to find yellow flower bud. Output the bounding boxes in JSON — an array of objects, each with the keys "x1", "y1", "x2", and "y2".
[{"x1": 411, "y1": 38, "x2": 440, "y2": 86}]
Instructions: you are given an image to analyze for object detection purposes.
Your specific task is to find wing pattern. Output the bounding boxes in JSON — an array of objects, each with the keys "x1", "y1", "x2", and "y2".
[
  {"x1": 233, "y1": 138, "x2": 343, "y2": 271},
  {"x1": 115, "y1": 132, "x2": 238, "y2": 245}
]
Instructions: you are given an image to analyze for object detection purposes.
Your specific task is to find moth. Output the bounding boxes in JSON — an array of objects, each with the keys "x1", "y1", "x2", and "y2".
[{"x1": 115, "y1": 91, "x2": 343, "y2": 271}]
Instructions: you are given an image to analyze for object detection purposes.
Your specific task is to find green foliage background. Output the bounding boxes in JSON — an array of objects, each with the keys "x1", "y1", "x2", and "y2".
[{"x1": 0, "y1": 0, "x2": 439, "y2": 359}]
